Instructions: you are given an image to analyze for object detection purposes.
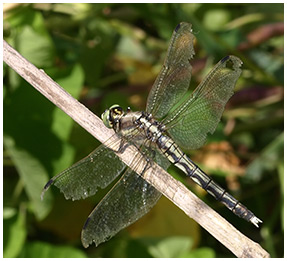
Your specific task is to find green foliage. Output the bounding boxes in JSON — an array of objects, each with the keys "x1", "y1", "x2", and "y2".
[
  {"x1": 145, "y1": 236, "x2": 194, "y2": 258},
  {"x1": 3, "y1": 206, "x2": 27, "y2": 258},
  {"x1": 19, "y1": 241, "x2": 87, "y2": 258},
  {"x1": 3, "y1": 3, "x2": 283, "y2": 258}
]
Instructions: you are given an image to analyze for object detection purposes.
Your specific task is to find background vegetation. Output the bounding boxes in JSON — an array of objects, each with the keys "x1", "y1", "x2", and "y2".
[{"x1": 3, "y1": 3, "x2": 283, "y2": 258}]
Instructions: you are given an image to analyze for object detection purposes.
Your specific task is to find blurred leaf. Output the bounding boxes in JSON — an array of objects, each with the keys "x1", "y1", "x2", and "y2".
[
  {"x1": 3, "y1": 206, "x2": 27, "y2": 258},
  {"x1": 6, "y1": 10, "x2": 55, "y2": 68},
  {"x1": 3, "y1": 65, "x2": 84, "y2": 219},
  {"x1": 3, "y1": 207, "x2": 17, "y2": 219},
  {"x1": 79, "y1": 19, "x2": 118, "y2": 87},
  {"x1": 203, "y1": 9, "x2": 231, "y2": 31},
  {"x1": 48, "y1": 65, "x2": 85, "y2": 174},
  {"x1": 249, "y1": 50, "x2": 283, "y2": 83},
  {"x1": 147, "y1": 236, "x2": 192, "y2": 258},
  {"x1": 225, "y1": 13, "x2": 269, "y2": 30},
  {"x1": 116, "y1": 35, "x2": 147, "y2": 61},
  {"x1": 4, "y1": 135, "x2": 52, "y2": 219},
  {"x1": 278, "y1": 162, "x2": 284, "y2": 229},
  {"x1": 19, "y1": 241, "x2": 87, "y2": 258},
  {"x1": 180, "y1": 247, "x2": 216, "y2": 258},
  {"x1": 4, "y1": 5, "x2": 36, "y2": 28},
  {"x1": 16, "y1": 26, "x2": 54, "y2": 67},
  {"x1": 246, "y1": 132, "x2": 283, "y2": 181}
]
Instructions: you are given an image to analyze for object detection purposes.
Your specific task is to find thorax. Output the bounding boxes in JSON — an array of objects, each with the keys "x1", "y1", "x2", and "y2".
[{"x1": 116, "y1": 111, "x2": 166, "y2": 143}]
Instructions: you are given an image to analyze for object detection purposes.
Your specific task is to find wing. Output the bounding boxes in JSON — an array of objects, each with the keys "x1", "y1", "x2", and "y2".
[
  {"x1": 146, "y1": 22, "x2": 195, "y2": 119},
  {"x1": 41, "y1": 142, "x2": 126, "y2": 201},
  {"x1": 163, "y1": 55, "x2": 242, "y2": 150},
  {"x1": 81, "y1": 168, "x2": 162, "y2": 248}
]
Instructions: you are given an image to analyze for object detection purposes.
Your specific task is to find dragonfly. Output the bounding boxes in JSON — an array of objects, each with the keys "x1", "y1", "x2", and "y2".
[{"x1": 41, "y1": 22, "x2": 262, "y2": 248}]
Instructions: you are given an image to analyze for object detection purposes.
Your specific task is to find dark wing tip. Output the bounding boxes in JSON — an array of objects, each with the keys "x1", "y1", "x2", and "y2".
[
  {"x1": 81, "y1": 217, "x2": 94, "y2": 248},
  {"x1": 175, "y1": 23, "x2": 181, "y2": 32},
  {"x1": 44, "y1": 178, "x2": 54, "y2": 190},
  {"x1": 220, "y1": 55, "x2": 243, "y2": 71},
  {"x1": 82, "y1": 216, "x2": 91, "y2": 230},
  {"x1": 175, "y1": 22, "x2": 192, "y2": 33},
  {"x1": 221, "y1": 55, "x2": 230, "y2": 63},
  {"x1": 41, "y1": 178, "x2": 54, "y2": 200}
]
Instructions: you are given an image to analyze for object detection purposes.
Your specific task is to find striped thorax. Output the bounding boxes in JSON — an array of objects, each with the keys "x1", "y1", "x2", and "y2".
[{"x1": 102, "y1": 105, "x2": 166, "y2": 144}]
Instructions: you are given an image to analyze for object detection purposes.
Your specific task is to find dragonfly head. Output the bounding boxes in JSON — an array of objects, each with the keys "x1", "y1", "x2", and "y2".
[{"x1": 101, "y1": 104, "x2": 124, "y2": 128}]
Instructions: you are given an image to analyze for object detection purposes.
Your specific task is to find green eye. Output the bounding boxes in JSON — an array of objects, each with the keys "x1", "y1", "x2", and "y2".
[
  {"x1": 112, "y1": 106, "x2": 123, "y2": 116},
  {"x1": 101, "y1": 104, "x2": 122, "y2": 128},
  {"x1": 101, "y1": 109, "x2": 112, "y2": 128}
]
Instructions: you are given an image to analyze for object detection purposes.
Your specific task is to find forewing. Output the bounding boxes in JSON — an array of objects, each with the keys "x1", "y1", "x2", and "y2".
[
  {"x1": 164, "y1": 55, "x2": 242, "y2": 150},
  {"x1": 41, "y1": 143, "x2": 126, "y2": 201},
  {"x1": 146, "y1": 22, "x2": 195, "y2": 119},
  {"x1": 81, "y1": 168, "x2": 162, "y2": 248}
]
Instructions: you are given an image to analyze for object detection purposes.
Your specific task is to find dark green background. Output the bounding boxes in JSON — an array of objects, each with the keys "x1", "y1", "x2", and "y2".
[{"x1": 3, "y1": 3, "x2": 283, "y2": 258}]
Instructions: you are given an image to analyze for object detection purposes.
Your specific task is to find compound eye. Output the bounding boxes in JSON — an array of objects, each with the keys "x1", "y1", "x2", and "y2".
[
  {"x1": 111, "y1": 106, "x2": 123, "y2": 116},
  {"x1": 101, "y1": 109, "x2": 113, "y2": 128},
  {"x1": 101, "y1": 104, "x2": 123, "y2": 129},
  {"x1": 101, "y1": 109, "x2": 108, "y2": 120}
]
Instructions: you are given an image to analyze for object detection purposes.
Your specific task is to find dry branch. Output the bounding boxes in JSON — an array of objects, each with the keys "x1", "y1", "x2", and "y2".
[{"x1": 3, "y1": 40, "x2": 270, "y2": 258}]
